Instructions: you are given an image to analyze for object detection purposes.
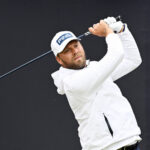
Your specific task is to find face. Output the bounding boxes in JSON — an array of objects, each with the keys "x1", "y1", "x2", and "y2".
[{"x1": 56, "y1": 40, "x2": 86, "y2": 69}]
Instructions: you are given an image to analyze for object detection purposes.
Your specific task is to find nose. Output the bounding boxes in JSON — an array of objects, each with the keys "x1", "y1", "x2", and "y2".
[{"x1": 72, "y1": 47, "x2": 79, "y2": 56}]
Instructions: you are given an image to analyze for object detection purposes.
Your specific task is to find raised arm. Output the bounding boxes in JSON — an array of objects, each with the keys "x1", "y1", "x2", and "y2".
[
  {"x1": 111, "y1": 24, "x2": 142, "y2": 81},
  {"x1": 103, "y1": 17, "x2": 142, "y2": 81},
  {"x1": 63, "y1": 20, "x2": 124, "y2": 95}
]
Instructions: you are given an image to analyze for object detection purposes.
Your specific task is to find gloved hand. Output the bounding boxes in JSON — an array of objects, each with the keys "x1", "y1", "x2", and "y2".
[{"x1": 104, "y1": 17, "x2": 124, "y2": 33}]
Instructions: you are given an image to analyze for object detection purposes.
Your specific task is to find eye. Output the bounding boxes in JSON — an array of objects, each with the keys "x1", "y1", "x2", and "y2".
[
  {"x1": 74, "y1": 43, "x2": 78, "y2": 48},
  {"x1": 63, "y1": 49, "x2": 70, "y2": 53}
]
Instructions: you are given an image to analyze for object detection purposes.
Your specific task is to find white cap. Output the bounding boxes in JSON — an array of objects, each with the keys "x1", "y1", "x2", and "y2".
[{"x1": 51, "y1": 31, "x2": 78, "y2": 56}]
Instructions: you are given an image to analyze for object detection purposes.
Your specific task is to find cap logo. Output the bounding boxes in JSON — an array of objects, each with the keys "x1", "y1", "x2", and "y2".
[{"x1": 56, "y1": 33, "x2": 73, "y2": 45}]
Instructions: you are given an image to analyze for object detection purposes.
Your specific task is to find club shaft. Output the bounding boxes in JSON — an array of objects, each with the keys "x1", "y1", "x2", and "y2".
[
  {"x1": 0, "y1": 33, "x2": 88, "y2": 79},
  {"x1": 0, "y1": 51, "x2": 52, "y2": 79},
  {"x1": 0, "y1": 15, "x2": 121, "y2": 80}
]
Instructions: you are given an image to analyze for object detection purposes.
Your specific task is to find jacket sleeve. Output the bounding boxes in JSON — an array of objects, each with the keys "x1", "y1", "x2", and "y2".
[
  {"x1": 111, "y1": 24, "x2": 142, "y2": 81},
  {"x1": 62, "y1": 33, "x2": 124, "y2": 96}
]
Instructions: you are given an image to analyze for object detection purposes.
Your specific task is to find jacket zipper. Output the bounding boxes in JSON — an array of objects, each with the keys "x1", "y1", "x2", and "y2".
[{"x1": 103, "y1": 113, "x2": 113, "y2": 137}]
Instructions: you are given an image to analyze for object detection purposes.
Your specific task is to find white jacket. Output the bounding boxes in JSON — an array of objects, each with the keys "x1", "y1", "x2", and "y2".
[{"x1": 51, "y1": 25, "x2": 142, "y2": 150}]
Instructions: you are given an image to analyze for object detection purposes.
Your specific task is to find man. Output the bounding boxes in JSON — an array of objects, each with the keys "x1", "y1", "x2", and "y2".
[{"x1": 51, "y1": 17, "x2": 142, "y2": 150}]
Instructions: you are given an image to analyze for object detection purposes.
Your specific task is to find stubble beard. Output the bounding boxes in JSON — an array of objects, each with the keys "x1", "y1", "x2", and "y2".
[{"x1": 61, "y1": 54, "x2": 86, "y2": 70}]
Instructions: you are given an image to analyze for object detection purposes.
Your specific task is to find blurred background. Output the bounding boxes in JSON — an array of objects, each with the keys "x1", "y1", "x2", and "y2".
[{"x1": 0, "y1": 0, "x2": 149, "y2": 149}]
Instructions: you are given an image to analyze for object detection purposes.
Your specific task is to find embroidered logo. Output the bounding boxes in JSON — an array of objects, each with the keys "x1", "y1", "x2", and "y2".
[{"x1": 56, "y1": 33, "x2": 73, "y2": 45}]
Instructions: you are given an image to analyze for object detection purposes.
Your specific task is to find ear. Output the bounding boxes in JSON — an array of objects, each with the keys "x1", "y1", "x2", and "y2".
[{"x1": 56, "y1": 55, "x2": 63, "y2": 65}]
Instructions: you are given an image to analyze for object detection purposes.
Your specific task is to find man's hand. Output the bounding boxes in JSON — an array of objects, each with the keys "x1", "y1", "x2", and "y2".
[{"x1": 88, "y1": 20, "x2": 114, "y2": 37}]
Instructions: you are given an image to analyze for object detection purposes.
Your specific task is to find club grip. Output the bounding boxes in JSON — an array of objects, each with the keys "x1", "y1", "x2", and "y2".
[{"x1": 78, "y1": 15, "x2": 122, "y2": 39}]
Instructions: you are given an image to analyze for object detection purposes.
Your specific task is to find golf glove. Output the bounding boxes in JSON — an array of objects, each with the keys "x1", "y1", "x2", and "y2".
[{"x1": 104, "y1": 16, "x2": 124, "y2": 33}]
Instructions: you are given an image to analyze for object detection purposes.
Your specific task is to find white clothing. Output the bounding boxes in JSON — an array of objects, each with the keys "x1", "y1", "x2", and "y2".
[{"x1": 51, "y1": 25, "x2": 142, "y2": 150}]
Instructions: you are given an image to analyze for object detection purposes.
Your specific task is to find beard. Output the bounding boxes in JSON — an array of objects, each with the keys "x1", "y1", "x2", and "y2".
[{"x1": 60, "y1": 53, "x2": 87, "y2": 70}]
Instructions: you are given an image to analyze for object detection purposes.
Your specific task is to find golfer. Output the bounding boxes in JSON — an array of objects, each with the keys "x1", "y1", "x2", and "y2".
[{"x1": 51, "y1": 17, "x2": 142, "y2": 150}]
